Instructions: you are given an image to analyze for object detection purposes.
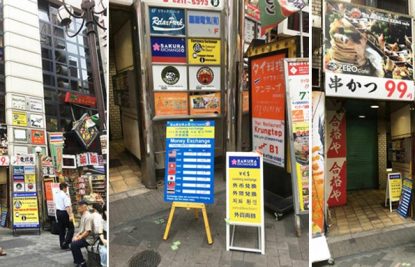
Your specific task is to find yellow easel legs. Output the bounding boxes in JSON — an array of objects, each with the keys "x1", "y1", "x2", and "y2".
[{"x1": 163, "y1": 202, "x2": 213, "y2": 245}]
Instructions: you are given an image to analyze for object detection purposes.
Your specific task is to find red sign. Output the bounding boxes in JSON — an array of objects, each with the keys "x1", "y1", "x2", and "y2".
[
  {"x1": 327, "y1": 111, "x2": 347, "y2": 207},
  {"x1": 246, "y1": 4, "x2": 260, "y2": 21},
  {"x1": 64, "y1": 92, "x2": 96, "y2": 107},
  {"x1": 31, "y1": 130, "x2": 46, "y2": 145}
]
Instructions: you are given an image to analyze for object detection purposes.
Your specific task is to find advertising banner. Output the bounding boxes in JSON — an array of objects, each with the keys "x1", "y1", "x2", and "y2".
[
  {"x1": 397, "y1": 178, "x2": 412, "y2": 218},
  {"x1": 11, "y1": 154, "x2": 35, "y2": 166},
  {"x1": 324, "y1": 1, "x2": 414, "y2": 101},
  {"x1": 153, "y1": 65, "x2": 187, "y2": 90},
  {"x1": 151, "y1": 37, "x2": 186, "y2": 63},
  {"x1": 31, "y1": 130, "x2": 46, "y2": 145},
  {"x1": 326, "y1": 110, "x2": 347, "y2": 207},
  {"x1": 154, "y1": 92, "x2": 188, "y2": 116},
  {"x1": 164, "y1": 121, "x2": 215, "y2": 204},
  {"x1": 189, "y1": 93, "x2": 221, "y2": 115},
  {"x1": 189, "y1": 66, "x2": 221, "y2": 90},
  {"x1": 187, "y1": 10, "x2": 221, "y2": 38},
  {"x1": 312, "y1": 91, "x2": 325, "y2": 236},
  {"x1": 149, "y1": 7, "x2": 185, "y2": 36},
  {"x1": 285, "y1": 59, "x2": 310, "y2": 212},
  {"x1": 250, "y1": 53, "x2": 285, "y2": 167},
  {"x1": 12, "y1": 111, "x2": 27, "y2": 127},
  {"x1": 387, "y1": 173, "x2": 402, "y2": 202},
  {"x1": 64, "y1": 92, "x2": 96, "y2": 107},
  {"x1": 24, "y1": 173, "x2": 36, "y2": 192},
  {"x1": 226, "y1": 152, "x2": 263, "y2": 225},
  {"x1": 144, "y1": 0, "x2": 223, "y2": 10},
  {"x1": 12, "y1": 192, "x2": 39, "y2": 229},
  {"x1": 29, "y1": 114, "x2": 44, "y2": 128},
  {"x1": 188, "y1": 38, "x2": 221, "y2": 65}
]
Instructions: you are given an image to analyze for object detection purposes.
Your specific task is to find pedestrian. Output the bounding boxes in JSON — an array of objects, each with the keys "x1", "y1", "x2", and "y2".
[
  {"x1": 55, "y1": 182, "x2": 74, "y2": 249},
  {"x1": 90, "y1": 203, "x2": 107, "y2": 266},
  {"x1": 71, "y1": 200, "x2": 94, "y2": 267}
]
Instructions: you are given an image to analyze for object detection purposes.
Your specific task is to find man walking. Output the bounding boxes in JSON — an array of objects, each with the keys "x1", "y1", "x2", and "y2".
[
  {"x1": 55, "y1": 182, "x2": 74, "y2": 249},
  {"x1": 71, "y1": 200, "x2": 95, "y2": 267}
]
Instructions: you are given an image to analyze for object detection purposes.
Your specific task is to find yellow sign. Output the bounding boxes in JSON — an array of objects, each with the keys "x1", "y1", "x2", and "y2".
[
  {"x1": 12, "y1": 111, "x2": 28, "y2": 127},
  {"x1": 166, "y1": 126, "x2": 215, "y2": 139},
  {"x1": 188, "y1": 38, "x2": 221, "y2": 65},
  {"x1": 227, "y1": 154, "x2": 262, "y2": 224},
  {"x1": 13, "y1": 194, "x2": 39, "y2": 228},
  {"x1": 24, "y1": 174, "x2": 36, "y2": 192},
  {"x1": 388, "y1": 173, "x2": 402, "y2": 202}
]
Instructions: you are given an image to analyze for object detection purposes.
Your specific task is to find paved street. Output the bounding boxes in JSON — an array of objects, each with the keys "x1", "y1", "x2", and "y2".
[
  {"x1": 109, "y1": 169, "x2": 309, "y2": 267},
  {"x1": 0, "y1": 227, "x2": 87, "y2": 267}
]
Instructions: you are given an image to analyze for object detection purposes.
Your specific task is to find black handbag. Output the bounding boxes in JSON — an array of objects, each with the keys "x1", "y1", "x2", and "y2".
[
  {"x1": 87, "y1": 237, "x2": 101, "y2": 267},
  {"x1": 51, "y1": 220, "x2": 60, "y2": 235}
]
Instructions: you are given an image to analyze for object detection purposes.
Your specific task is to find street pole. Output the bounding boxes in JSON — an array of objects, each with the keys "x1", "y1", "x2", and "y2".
[
  {"x1": 35, "y1": 151, "x2": 43, "y2": 231},
  {"x1": 81, "y1": 0, "x2": 106, "y2": 131}
]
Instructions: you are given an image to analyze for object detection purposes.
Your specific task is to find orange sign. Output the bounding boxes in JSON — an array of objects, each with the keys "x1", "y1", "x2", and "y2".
[
  {"x1": 251, "y1": 53, "x2": 286, "y2": 120},
  {"x1": 31, "y1": 130, "x2": 45, "y2": 145},
  {"x1": 242, "y1": 91, "x2": 249, "y2": 112},
  {"x1": 291, "y1": 109, "x2": 304, "y2": 122},
  {"x1": 189, "y1": 93, "x2": 221, "y2": 115},
  {"x1": 45, "y1": 181, "x2": 53, "y2": 201},
  {"x1": 154, "y1": 92, "x2": 188, "y2": 116}
]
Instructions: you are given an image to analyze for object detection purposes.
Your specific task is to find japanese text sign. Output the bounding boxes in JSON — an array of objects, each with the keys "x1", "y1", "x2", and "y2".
[
  {"x1": 149, "y1": 7, "x2": 185, "y2": 36},
  {"x1": 226, "y1": 152, "x2": 263, "y2": 225},
  {"x1": 154, "y1": 92, "x2": 188, "y2": 116},
  {"x1": 187, "y1": 10, "x2": 221, "y2": 38},
  {"x1": 388, "y1": 173, "x2": 402, "y2": 202},
  {"x1": 164, "y1": 121, "x2": 215, "y2": 204}
]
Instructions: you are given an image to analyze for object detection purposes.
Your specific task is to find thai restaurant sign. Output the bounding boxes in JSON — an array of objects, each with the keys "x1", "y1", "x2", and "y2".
[
  {"x1": 250, "y1": 53, "x2": 285, "y2": 167},
  {"x1": 324, "y1": 1, "x2": 414, "y2": 101}
]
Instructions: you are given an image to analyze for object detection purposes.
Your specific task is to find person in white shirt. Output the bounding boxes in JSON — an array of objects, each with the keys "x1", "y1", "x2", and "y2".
[
  {"x1": 54, "y1": 182, "x2": 74, "y2": 249},
  {"x1": 91, "y1": 203, "x2": 107, "y2": 267}
]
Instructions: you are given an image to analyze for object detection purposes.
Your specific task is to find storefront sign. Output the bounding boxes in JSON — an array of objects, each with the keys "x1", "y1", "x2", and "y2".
[
  {"x1": 88, "y1": 153, "x2": 99, "y2": 166},
  {"x1": 144, "y1": 0, "x2": 223, "y2": 10},
  {"x1": 12, "y1": 111, "x2": 27, "y2": 127},
  {"x1": 149, "y1": 7, "x2": 185, "y2": 36},
  {"x1": 245, "y1": 19, "x2": 256, "y2": 43},
  {"x1": 64, "y1": 92, "x2": 97, "y2": 107},
  {"x1": 29, "y1": 114, "x2": 44, "y2": 128},
  {"x1": 11, "y1": 95, "x2": 26, "y2": 110},
  {"x1": 327, "y1": 110, "x2": 347, "y2": 207},
  {"x1": 11, "y1": 154, "x2": 35, "y2": 166},
  {"x1": 189, "y1": 66, "x2": 220, "y2": 90},
  {"x1": 29, "y1": 98, "x2": 44, "y2": 112},
  {"x1": 151, "y1": 37, "x2": 186, "y2": 63},
  {"x1": 152, "y1": 65, "x2": 187, "y2": 90},
  {"x1": 187, "y1": 10, "x2": 221, "y2": 38},
  {"x1": 188, "y1": 38, "x2": 221, "y2": 65},
  {"x1": 226, "y1": 152, "x2": 263, "y2": 225},
  {"x1": 77, "y1": 153, "x2": 89, "y2": 167},
  {"x1": 12, "y1": 192, "x2": 39, "y2": 229},
  {"x1": 164, "y1": 121, "x2": 215, "y2": 204},
  {"x1": 24, "y1": 173, "x2": 36, "y2": 192},
  {"x1": 285, "y1": 59, "x2": 310, "y2": 212},
  {"x1": 189, "y1": 92, "x2": 221, "y2": 115},
  {"x1": 72, "y1": 114, "x2": 99, "y2": 149},
  {"x1": 31, "y1": 130, "x2": 46, "y2": 145},
  {"x1": 246, "y1": 3, "x2": 260, "y2": 21},
  {"x1": 387, "y1": 173, "x2": 402, "y2": 202},
  {"x1": 154, "y1": 92, "x2": 188, "y2": 116},
  {"x1": 312, "y1": 91, "x2": 325, "y2": 236},
  {"x1": 397, "y1": 178, "x2": 412, "y2": 218},
  {"x1": 250, "y1": 53, "x2": 285, "y2": 167},
  {"x1": 45, "y1": 182, "x2": 60, "y2": 216},
  {"x1": 324, "y1": 1, "x2": 414, "y2": 101}
]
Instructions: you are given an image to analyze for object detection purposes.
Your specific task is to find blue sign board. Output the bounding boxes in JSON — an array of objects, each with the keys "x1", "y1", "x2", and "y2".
[
  {"x1": 149, "y1": 7, "x2": 185, "y2": 36},
  {"x1": 164, "y1": 120, "x2": 215, "y2": 204},
  {"x1": 151, "y1": 37, "x2": 186, "y2": 63},
  {"x1": 397, "y1": 179, "x2": 413, "y2": 218}
]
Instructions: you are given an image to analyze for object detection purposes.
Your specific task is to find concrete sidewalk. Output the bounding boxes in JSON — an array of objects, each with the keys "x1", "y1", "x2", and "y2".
[
  {"x1": 0, "y1": 227, "x2": 87, "y2": 267},
  {"x1": 109, "y1": 175, "x2": 309, "y2": 267}
]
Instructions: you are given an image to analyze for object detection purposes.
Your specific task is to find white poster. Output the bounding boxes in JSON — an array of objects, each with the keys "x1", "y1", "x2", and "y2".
[
  {"x1": 245, "y1": 19, "x2": 255, "y2": 43},
  {"x1": 11, "y1": 95, "x2": 26, "y2": 110},
  {"x1": 29, "y1": 114, "x2": 44, "y2": 128},
  {"x1": 152, "y1": 65, "x2": 187, "y2": 91},
  {"x1": 29, "y1": 98, "x2": 43, "y2": 112},
  {"x1": 189, "y1": 66, "x2": 221, "y2": 90},
  {"x1": 187, "y1": 10, "x2": 221, "y2": 38},
  {"x1": 252, "y1": 118, "x2": 285, "y2": 167}
]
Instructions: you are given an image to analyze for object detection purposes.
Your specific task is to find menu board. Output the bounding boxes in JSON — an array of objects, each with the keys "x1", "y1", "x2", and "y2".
[{"x1": 189, "y1": 93, "x2": 221, "y2": 115}]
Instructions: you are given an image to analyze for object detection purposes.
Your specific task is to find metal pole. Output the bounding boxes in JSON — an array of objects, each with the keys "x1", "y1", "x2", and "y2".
[
  {"x1": 299, "y1": 8, "x2": 304, "y2": 58},
  {"x1": 82, "y1": 0, "x2": 107, "y2": 131},
  {"x1": 36, "y1": 152, "x2": 43, "y2": 231},
  {"x1": 236, "y1": 0, "x2": 245, "y2": 151}
]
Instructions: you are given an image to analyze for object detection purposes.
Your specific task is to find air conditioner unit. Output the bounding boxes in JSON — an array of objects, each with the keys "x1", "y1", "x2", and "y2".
[{"x1": 277, "y1": 7, "x2": 309, "y2": 37}]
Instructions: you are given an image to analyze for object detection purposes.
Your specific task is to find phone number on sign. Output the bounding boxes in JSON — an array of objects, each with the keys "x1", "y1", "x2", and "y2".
[{"x1": 163, "y1": 0, "x2": 209, "y2": 5}]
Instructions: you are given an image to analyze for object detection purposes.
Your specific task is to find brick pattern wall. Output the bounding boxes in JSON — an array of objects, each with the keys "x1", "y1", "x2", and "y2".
[
  {"x1": 109, "y1": 48, "x2": 123, "y2": 140},
  {"x1": 378, "y1": 114, "x2": 387, "y2": 189}
]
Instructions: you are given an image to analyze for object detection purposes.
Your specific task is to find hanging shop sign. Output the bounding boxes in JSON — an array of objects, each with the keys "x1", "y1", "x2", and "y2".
[
  {"x1": 29, "y1": 98, "x2": 44, "y2": 112},
  {"x1": 149, "y1": 7, "x2": 186, "y2": 36},
  {"x1": 77, "y1": 153, "x2": 89, "y2": 167},
  {"x1": 64, "y1": 92, "x2": 97, "y2": 107},
  {"x1": 312, "y1": 91, "x2": 325, "y2": 236},
  {"x1": 151, "y1": 37, "x2": 186, "y2": 63},
  {"x1": 144, "y1": 0, "x2": 223, "y2": 10},
  {"x1": 29, "y1": 114, "x2": 44, "y2": 128},
  {"x1": 187, "y1": 38, "x2": 221, "y2": 65},
  {"x1": 45, "y1": 181, "x2": 60, "y2": 216},
  {"x1": 11, "y1": 95, "x2": 26, "y2": 110},
  {"x1": 72, "y1": 114, "x2": 99, "y2": 149},
  {"x1": 397, "y1": 178, "x2": 412, "y2": 218},
  {"x1": 285, "y1": 59, "x2": 310, "y2": 213},
  {"x1": 164, "y1": 121, "x2": 215, "y2": 204},
  {"x1": 11, "y1": 154, "x2": 35, "y2": 166},
  {"x1": 12, "y1": 111, "x2": 28, "y2": 127},
  {"x1": 246, "y1": 3, "x2": 260, "y2": 21},
  {"x1": 31, "y1": 130, "x2": 46, "y2": 145},
  {"x1": 189, "y1": 66, "x2": 221, "y2": 90},
  {"x1": 324, "y1": 1, "x2": 414, "y2": 101},
  {"x1": 153, "y1": 65, "x2": 187, "y2": 90},
  {"x1": 326, "y1": 110, "x2": 347, "y2": 207},
  {"x1": 12, "y1": 192, "x2": 39, "y2": 229},
  {"x1": 189, "y1": 92, "x2": 221, "y2": 115},
  {"x1": 48, "y1": 133, "x2": 64, "y2": 174},
  {"x1": 187, "y1": 10, "x2": 221, "y2": 38},
  {"x1": 250, "y1": 53, "x2": 285, "y2": 167},
  {"x1": 245, "y1": 19, "x2": 256, "y2": 43},
  {"x1": 88, "y1": 153, "x2": 99, "y2": 166},
  {"x1": 13, "y1": 128, "x2": 28, "y2": 143},
  {"x1": 154, "y1": 92, "x2": 188, "y2": 116}
]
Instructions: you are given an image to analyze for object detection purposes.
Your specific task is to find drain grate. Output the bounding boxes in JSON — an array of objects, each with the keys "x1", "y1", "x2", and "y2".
[
  {"x1": 109, "y1": 159, "x2": 122, "y2": 168},
  {"x1": 129, "y1": 250, "x2": 161, "y2": 267}
]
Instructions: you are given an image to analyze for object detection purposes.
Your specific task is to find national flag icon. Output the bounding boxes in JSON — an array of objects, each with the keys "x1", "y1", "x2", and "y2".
[
  {"x1": 168, "y1": 169, "x2": 176, "y2": 175},
  {"x1": 168, "y1": 163, "x2": 176, "y2": 169},
  {"x1": 168, "y1": 175, "x2": 176, "y2": 181}
]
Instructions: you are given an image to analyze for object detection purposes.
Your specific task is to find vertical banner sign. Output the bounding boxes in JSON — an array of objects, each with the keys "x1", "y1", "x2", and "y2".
[
  {"x1": 226, "y1": 152, "x2": 265, "y2": 254},
  {"x1": 250, "y1": 53, "x2": 285, "y2": 167},
  {"x1": 285, "y1": 59, "x2": 310, "y2": 213},
  {"x1": 312, "y1": 91, "x2": 326, "y2": 236},
  {"x1": 48, "y1": 132, "x2": 64, "y2": 175},
  {"x1": 326, "y1": 110, "x2": 347, "y2": 207},
  {"x1": 397, "y1": 178, "x2": 412, "y2": 218},
  {"x1": 164, "y1": 121, "x2": 215, "y2": 204},
  {"x1": 324, "y1": 1, "x2": 414, "y2": 101}
]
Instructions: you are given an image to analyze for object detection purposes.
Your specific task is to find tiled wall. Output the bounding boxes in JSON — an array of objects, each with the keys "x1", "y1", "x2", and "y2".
[
  {"x1": 109, "y1": 48, "x2": 122, "y2": 140},
  {"x1": 378, "y1": 113, "x2": 387, "y2": 189}
]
